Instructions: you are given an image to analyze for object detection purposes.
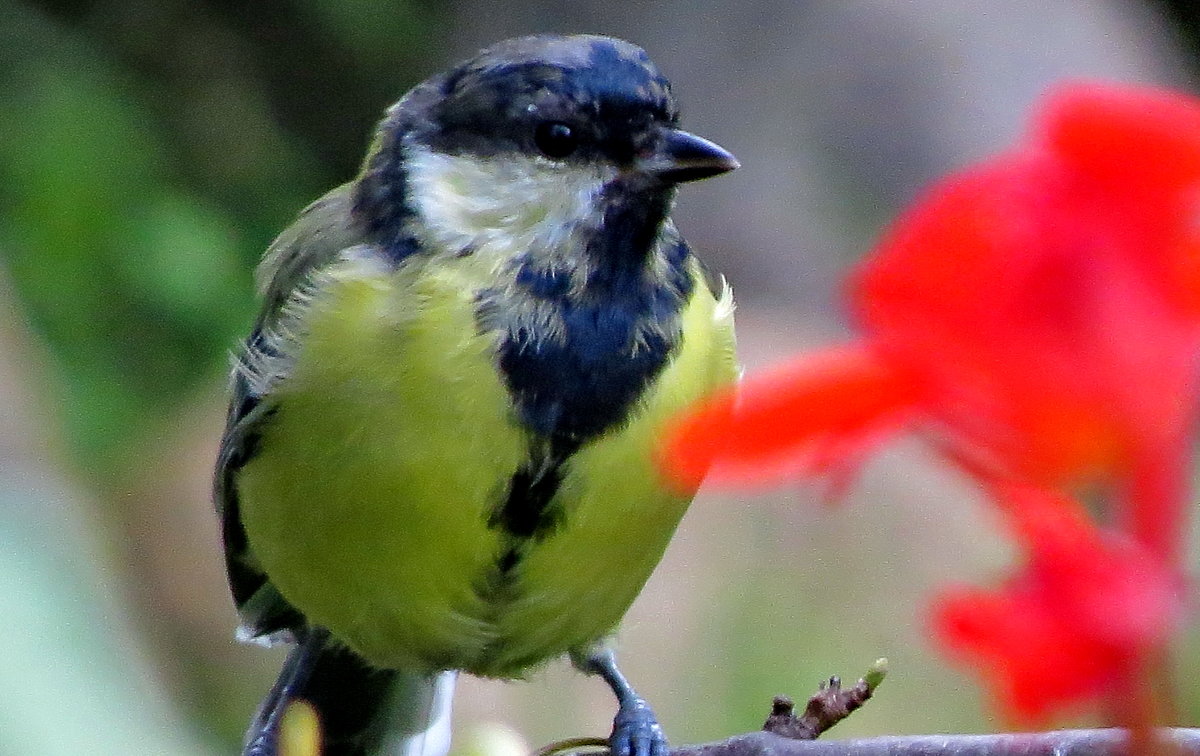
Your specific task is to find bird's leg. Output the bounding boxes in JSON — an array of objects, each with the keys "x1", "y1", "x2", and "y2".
[
  {"x1": 573, "y1": 645, "x2": 669, "y2": 756},
  {"x1": 243, "y1": 626, "x2": 329, "y2": 756}
]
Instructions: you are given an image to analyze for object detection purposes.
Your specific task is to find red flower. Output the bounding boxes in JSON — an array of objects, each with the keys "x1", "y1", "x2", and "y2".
[
  {"x1": 660, "y1": 81, "x2": 1200, "y2": 722},
  {"x1": 660, "y1": 346, "x2": 920, "y2": 492},
  {"x1": 663, "y1": 81, "x2": 1200, "y2": 559},
  {"x1": 932, "y1": 485, "x2": 1181, "y2": 722}
]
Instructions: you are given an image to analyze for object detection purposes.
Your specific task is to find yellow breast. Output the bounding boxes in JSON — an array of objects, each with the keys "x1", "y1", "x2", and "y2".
[{"x1": 236, "y1": 252, "x2": 736, "y2": 675}]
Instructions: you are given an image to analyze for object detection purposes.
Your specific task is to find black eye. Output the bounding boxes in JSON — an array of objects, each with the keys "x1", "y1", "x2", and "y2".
[{"x1": 534, "y1": 121, "x2": 579, "y2": 159}]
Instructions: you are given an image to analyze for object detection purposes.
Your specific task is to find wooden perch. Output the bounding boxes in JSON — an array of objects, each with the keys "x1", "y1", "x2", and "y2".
[
  {"x1": 538, "y1": 728, "x2": 1200, "y2": 755},
  {"x1": 536, "y1": 660, "x2": 1200, "y2": 755},
  {"x1": 669, "y1": 727, "x2": 1200, "y2": 755}
]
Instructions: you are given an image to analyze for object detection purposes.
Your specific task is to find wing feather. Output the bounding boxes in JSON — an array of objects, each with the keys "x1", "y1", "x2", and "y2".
[{"x1": 214, "y1": 184, "x2": 364, "y2": 638}]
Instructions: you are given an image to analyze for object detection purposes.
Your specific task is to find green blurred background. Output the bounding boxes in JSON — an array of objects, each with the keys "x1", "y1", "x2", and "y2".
[{"x1": 3, "y1": 1, "x2": 1200, "y2": 753}]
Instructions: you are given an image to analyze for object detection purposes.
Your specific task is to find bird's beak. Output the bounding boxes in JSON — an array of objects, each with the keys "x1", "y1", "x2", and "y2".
[{"x1": 640, "y1": 128, "x2": 739, "y2": 184}]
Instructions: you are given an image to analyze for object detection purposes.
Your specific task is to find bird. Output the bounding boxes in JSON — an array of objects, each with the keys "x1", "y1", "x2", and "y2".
[{"x1": 214, "y1": 33, "x2": 738, "y2": 756}]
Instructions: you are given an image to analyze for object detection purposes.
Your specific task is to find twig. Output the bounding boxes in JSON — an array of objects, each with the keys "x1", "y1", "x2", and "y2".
[{"x1": 763, "y1": 659, "x2": 888, "y2": 740}]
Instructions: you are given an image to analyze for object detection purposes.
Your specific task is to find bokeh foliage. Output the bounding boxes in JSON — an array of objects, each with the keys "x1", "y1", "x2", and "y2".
[{"x1": 0, "y1": 0, "x2": 440, "y2": 479}]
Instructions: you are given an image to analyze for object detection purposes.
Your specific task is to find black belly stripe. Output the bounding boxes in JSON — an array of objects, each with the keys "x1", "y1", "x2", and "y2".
[
  {"x1": 474, "y1": 439, "x2": 581, "y2": 626},
  {"x1": 488, "y1": 438, "x2": 579, "y2": 544},
  {"x1": 474, "y1": 441, "x2": 576, "y2": 617}
]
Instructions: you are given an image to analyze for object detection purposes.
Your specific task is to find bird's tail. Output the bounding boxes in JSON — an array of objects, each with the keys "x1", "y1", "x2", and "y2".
[
  {"x1": 385, "y1": 670, "x2": 456, "y2": 756},
  {"x1": 247, "y1": 638, "x2": 456, "y2": 756}
]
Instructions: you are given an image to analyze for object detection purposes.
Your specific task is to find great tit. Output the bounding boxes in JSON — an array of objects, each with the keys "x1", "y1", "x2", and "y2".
[{"x1": 215, "y1": 33, "x2": 738, "y2": 756}]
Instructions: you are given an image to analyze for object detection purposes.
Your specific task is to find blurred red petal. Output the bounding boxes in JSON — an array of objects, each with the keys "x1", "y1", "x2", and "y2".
[
  {"x1": 657, "y1": 382, "x2": 737, "y2": 493},
  {"x1": 932, "y1": 584, "x2": 1130, "y2": 722},
  {"x1": 1122, "y1": 445, "x2": 1191, "y2": 564},
  {"x1": 1036, "y1": 82, "x2": 1200, "y2": 317},
  {"x1": 658, "y1": 345, "x2": 919, "y2": 490},
  {"x1": 1038, "y1": 81, "x2": 1200, "y2": 198},
  {"x1": 990, "y1": 483, "x2": 1182, "y2": 647},
  {"x1": 932, "y1": 485, "x2": 1182, "y2": 722},
  {"x1": 853, "y1": 133, "x2": 1200, "y2": 488}
]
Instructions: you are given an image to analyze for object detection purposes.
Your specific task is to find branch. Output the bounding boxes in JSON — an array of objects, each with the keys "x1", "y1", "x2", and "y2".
[
  {"x1": 670, "y1": 727, "x2": 1200, "y2": 755},
  {"x1": 536, "y1": 660, "x2": 1200, "y2": 755},
  {"x1": 538, "y1": 727, "x2": 1200, "y2": 755}
]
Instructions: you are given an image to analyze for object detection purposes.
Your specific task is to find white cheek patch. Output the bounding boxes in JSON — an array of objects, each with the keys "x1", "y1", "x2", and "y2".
[{"x1": 403, "y1": 144, "x2": 613, "y2": 266}]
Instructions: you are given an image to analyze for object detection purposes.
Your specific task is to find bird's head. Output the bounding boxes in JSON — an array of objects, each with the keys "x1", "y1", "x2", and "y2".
[{"x1": 352, "y1": 34, "x2": 738, "y2": 264}]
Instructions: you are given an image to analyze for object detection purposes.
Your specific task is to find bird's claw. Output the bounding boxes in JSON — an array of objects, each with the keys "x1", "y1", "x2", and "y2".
[{"x1": 609, "y1": 698, "x2": 669, "y2": 756}]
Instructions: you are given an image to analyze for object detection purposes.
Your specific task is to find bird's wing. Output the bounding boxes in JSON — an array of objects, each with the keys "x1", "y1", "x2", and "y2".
[{"x1": 214, "y1": 184, "x2": 364, "y2": 640}]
